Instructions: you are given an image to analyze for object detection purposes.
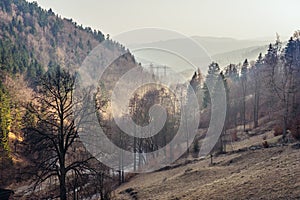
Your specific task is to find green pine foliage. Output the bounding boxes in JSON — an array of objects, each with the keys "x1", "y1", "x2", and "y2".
[
  {"x1": 0, "y1": 0, "x2": 12, "y2": 13},
  {"x1": 202, "y1": 83, "x2": 210, "y2": 109},
  {"x1": 0, "y1": 83, "x2": 12, "y2": 158},
  {"x1": 202, "y1": 62, "x2": 221, "y2": 108},
  {"x1": 0, "y1": 38, "x2": 45, "y2": 81}
]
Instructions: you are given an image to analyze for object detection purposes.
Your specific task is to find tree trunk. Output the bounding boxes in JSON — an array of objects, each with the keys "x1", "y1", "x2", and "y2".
[
  {"x1": 60, "y1": 171, "x2": 67, "y2": 200},
  {"x1": 253, "y1": 90, "x2": 259, "y2": 128},
  {"x1": 119, "y1": 149, "x2": 123, "y2": 185},
  {"x1": 122, "y1": 170, "x2": 125, "y2": 183},
  {"x1": 133, "y1": 120, "x2": 137, "y2": 171},
  {"x1": 253, "y1": 96, "x2": 257, "y2": 128},
  {"x1": 243, "y1": 96, "x2": 246, "y2": 131},
  {"x1": 282, "y1": 93, "x2": 290, "y2": 143}
]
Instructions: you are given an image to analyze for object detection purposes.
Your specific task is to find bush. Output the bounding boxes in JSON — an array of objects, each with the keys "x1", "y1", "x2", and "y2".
[
  {"x1": 273, "y1": 126, "x2": 283, "y2": 137},
  {"x1": 231, "y1": 131, "x2": 238, "y2": 141},
  {"x1": 262, "y1": 140, "x2": 269, "y2": 148},
  {"x1": 291, "y1": 126, "x2": 300, "y2": 140},
  {"x1": 262, "y1": 135, "x2": 267, "y2": 140},
  {"x1": 290, "y1": 117, "x2": 300, "y2": 140},
  {"x1": 193, "y1": 139, "x2": 200, "y2": 153}
]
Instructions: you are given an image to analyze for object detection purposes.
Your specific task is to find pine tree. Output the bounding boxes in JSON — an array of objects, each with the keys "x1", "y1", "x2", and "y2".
[
  {"x1": 203, "y1": 62, "x2": 220, "y2": 108},
  {"x1": 241, "y1": 59, "x2": 249, "y2": 131},
  {"x1": 202, "y1": 83, "x2": 210, "y2": 109},
  {"x1": 253, "y1": 53, "x2": 263, "y2": 128},
  {"x1": 225, "y1": 64, "x2": 239, "y2": 82},
  {"x1": 0, "y1": 85, "x2": 12, "y2": 157},
  {"x1": 264, "y1": 35, "x2": 293, "y2": 142},
  {"x1": 224, "y1": 64, "x2": 239, "y2": 127}
]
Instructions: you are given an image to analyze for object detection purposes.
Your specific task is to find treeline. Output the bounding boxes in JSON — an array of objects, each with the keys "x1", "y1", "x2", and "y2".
[
  {"x1": 198, "y1": 32, "x2": 300, "y2": 152},
  {"x1": 0, "y1": 0, "x2": 107, "y2": 77},
  {"x1": 123, "y1": 32, "x2": 300, "y2": 162},
  {"x1": 0, "y1": 0, "x2": 105, "y2": 42},
  {"x1": 0, "y1": 0, "x2": 128, "y2": 79}
]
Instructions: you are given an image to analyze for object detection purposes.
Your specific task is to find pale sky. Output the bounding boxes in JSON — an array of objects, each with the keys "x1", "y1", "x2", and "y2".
[{"x1": 28, "y1": 0, "x2": 300, "y2": 40}]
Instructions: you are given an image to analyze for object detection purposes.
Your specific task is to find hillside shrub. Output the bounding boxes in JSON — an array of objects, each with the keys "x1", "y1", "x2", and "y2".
[{"x1": 273, "y1": 126, "x2": 283, "y2": 137}]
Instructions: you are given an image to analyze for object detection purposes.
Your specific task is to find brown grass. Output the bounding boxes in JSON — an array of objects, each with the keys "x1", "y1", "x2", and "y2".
[{"x1": 114, "y1": 146, "x2": 300, "y2": 200}]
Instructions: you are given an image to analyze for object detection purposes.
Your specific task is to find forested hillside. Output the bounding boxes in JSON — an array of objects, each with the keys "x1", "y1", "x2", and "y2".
[
  {"x1": 0, "y1": 0, "x2": 300, "y2": 199},
  {"x1": 0, "y1": 0, "x2": 135, "y2": 199},
  {"x1": 0, "y1": 0, "x2": 130, "y2": 76}
]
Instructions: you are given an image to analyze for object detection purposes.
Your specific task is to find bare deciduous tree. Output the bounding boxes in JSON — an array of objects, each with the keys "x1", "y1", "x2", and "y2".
[{"x1": 25, "y1": 67, "x2": 110, "y2": 199}]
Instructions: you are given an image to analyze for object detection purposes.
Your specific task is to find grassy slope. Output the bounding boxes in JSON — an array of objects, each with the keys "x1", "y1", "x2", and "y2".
[
  {"x1": 114, "y1": 125, "x2": 300, "y2": 200},
  {"x1": 115, "y1": 146, "x2": 300, "y2": 200}
]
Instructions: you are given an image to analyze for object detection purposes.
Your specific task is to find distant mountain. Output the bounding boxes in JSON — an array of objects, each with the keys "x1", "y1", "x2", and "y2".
[
  {"x1": 129, "y1": 36, "x2": 272, "y2": 56},
  {"x1": 127, "y1": 36, "x2": 273, "y2": 72},
  {"x1": 191, "y1": 36, "x2": 271, "y2": 55},
  {"x1": 212, "y1": 45, "x2": 269, "y2": 66}
]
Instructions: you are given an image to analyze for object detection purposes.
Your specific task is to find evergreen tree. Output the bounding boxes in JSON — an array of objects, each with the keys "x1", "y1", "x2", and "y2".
[
  {"x1": 202, "y1": 62, "x2": 221, "y2": 108},
  {"x1": 225, "y1": 64, "x2": 239, "y2": 82},
  {"x1": 241, "y1": 59, "x2": 249, "y2": 131},
  {"x1": 202, "y1": 83, "x2": 210, "y2": 109},
  {"x1": 224, "y1": 64, "x2": 239, "y2": 128},
  {"x1": 0, "y1": 84, "x2": 12, "y2": 157},
  {"x1": 252, "y1": 53, "x2": 263, "y2": 128},
  {"x1": 264, "y1": 35, "x2": 294, "y2": 142}
]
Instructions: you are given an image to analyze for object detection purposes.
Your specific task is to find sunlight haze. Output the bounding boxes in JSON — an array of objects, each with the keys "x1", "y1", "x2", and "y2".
[{"x1": 27, "y1": 0, "x2": 300, "y2": 41}]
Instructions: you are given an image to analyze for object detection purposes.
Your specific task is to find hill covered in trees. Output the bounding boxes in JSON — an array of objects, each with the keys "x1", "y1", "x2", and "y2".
[
  {"x1": 0, "y1": 0, "x2": 300, "y2": 199},
  {"x1": 0, "y1": 0, "x2": 136, "y2": 199},
  {"x1": 0, "y1": 0, "x2": 131, "y2": 77}
]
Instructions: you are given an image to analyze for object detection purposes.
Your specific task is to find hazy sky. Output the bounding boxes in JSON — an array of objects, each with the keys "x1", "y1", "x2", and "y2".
[{"x1": 28, "y1": 0, "x2": 300, "y2": 40}]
